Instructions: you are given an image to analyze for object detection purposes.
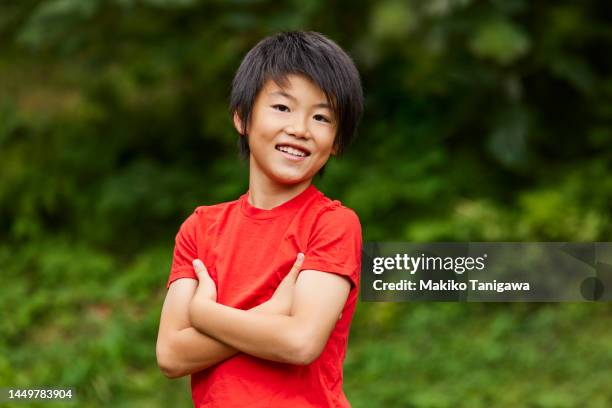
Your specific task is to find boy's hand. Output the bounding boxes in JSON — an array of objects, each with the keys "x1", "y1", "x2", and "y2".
[
  {"x1": 192, "y1": 259, "x2": 217, "y2": 302},
  {"x1": 267, "y1": 253, "x2": 304, "y2": 315}
]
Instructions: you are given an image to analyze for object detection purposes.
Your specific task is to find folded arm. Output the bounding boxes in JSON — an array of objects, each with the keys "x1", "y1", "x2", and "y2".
[
  {"x1": 156, "y1": 278, "x2": 279, "y2": 378},
  {"x1": 189, "y1": 268, "x2": 351, "y2": 365}
]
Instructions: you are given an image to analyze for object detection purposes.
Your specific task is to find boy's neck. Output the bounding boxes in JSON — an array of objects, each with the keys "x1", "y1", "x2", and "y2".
[{"x1": 248, "y1": 171, "x2": 312, "y2": 210}]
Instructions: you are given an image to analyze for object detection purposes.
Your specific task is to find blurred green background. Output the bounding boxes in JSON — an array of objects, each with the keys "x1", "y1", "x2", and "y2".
[{"x1": 1, "y1": 0, "x2": 611, "y2": 407}]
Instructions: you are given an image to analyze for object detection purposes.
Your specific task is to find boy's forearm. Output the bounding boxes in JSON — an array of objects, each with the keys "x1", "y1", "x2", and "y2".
[
  {"x1": 190, "y1": 298, "x2": 306, "y2": 365},
  {"x1": 167, "y1": 300, "x2": 281, "y2": 377},
  {"x1": 166, "y1": 327, "x2": 238, "y2": 377}
]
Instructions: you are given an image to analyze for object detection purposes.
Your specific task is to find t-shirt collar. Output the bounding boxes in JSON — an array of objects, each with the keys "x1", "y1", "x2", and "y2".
[{"x1": 240, "y1": 184, "x2": 319, "y2": 220}]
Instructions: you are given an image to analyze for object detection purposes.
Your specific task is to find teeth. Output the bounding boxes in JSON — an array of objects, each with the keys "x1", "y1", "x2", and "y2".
[{"x1": 277, "y1": 146, "x2": 306, "y2": 157}]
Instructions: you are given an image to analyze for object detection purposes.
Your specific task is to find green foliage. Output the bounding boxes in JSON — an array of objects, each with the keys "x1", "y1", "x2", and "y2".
[
  {"x1": 469, "y1": 19, "x2": 530, "y2": 65},
  {"x1": 1, "y1": 1, "x2": 611, "y2": 406},
  {"x1": 347, "y1": 303, "x2": 612, "y2": 407}
]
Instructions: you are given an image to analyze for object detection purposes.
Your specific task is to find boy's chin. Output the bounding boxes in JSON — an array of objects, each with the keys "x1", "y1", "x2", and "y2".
[
  {"x1": 274, "y1": 176, "x2": 312, "y2": 186},
  {"x1": 269, "y1": 170, "x2": 314, "y2": 186}
]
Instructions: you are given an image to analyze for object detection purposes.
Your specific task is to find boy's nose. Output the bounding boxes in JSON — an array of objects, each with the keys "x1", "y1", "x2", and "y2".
[{"x1": 286, "y1": 118, "x2": 310, "y2": 139}]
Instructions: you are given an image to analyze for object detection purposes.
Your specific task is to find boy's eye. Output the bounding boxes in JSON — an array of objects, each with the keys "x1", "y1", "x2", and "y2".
[
  {"x1": 272, "y1": 104, "x2": 290, "y2": 112},
  {"x1": 314, "y1": 114, "x2": 331, "y2": 123},
  {"x1": 271, "y1": 105, "x2": 331, "y2": 123}
]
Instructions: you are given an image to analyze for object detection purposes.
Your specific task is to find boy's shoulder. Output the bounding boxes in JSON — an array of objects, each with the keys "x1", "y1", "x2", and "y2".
[
  {"x1": 179, "y1": 197, "x2": 240, "y2": 230},
  {"x1": 192, "y1": 197, "x2": 241, "y2": 220},
  {"x1": 308, "y1": 190, "x2": 362, "y2": 230}
]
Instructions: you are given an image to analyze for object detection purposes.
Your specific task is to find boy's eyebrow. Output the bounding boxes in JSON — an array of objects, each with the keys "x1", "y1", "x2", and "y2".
[{"x1": 269, "y1": 91, "x2": 331, "y2": 109}]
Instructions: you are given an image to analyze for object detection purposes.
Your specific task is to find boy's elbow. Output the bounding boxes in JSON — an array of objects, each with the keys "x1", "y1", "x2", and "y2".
[
  {"x1": 156, "y1": 338, "x2": 185, "y2": 379},
  {"x1": 291, "y1": 348, "x2": 319, "y2": 366},
  {"x1": 284, "y1": 331, "x2": 323, "y2": 366},
  {"x1": 159, "y1": 362, "x2": 181, "y2": 379},
  {"x1": 157, "y1": 351, "x2": 185, "y2": 379}
]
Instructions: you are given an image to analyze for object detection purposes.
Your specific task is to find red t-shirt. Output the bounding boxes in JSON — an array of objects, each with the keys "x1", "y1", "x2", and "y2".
[{"x1": 166, "y1": 184, "x2": 362, "y2": 408}]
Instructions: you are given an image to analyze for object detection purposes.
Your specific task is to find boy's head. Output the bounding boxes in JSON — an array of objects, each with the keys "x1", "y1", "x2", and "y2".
[{"x1": 230, "y1": 31, "x2": 363, "y2": 182}]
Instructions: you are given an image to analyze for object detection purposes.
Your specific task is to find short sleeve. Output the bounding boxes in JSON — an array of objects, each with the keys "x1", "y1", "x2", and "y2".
[
  {"x1": 166, "y1": 210, "x2": 200, "y2": 289},
  {"x1": 300, "y1": 204, "x2": 362, "y2": 288}
]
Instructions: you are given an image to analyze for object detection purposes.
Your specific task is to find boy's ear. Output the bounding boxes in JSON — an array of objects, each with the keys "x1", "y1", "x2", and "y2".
[
  {"x1": 233, "y1": 111, "x2": 245, "y2": 135},
  {"x1": 330, "y1": 144, "x2": 338, "y2": 156}
]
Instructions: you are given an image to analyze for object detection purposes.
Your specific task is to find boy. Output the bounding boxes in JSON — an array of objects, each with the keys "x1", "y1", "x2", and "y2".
[{"x1": 156, "y1": 31, "x2": 363, "y2": 407}]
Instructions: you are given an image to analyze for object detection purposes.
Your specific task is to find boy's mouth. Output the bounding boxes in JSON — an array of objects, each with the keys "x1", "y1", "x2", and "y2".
[{"x1": 275, "y1": 144, "x2": 311, "y2": 158}]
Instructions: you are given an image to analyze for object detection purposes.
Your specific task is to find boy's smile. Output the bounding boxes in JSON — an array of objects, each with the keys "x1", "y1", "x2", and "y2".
[
  {"x1": 234, "y1": 74, "x2": 337, "y2": 196},
  {"x1": 275, "y1": 144, "x2": 310, "y2": 161}
]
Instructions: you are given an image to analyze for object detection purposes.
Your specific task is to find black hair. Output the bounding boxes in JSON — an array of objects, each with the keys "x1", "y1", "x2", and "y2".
[{"x1": 230, "y1": 31, "x2": 363, "y2": 161}]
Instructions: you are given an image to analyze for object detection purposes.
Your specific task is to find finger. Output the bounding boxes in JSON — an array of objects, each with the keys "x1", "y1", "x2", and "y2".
[
  {"x1": 292, "y1": 253, "x2": 304, "y2": 270},
  {"x1": 192, "y1": 259, "x2": 209, "y2": 279},
  {"x1": 294, "y1": 252, "x2": 304, "y2": 267},
  {"x1": 287, "y1": 253, "x2": 304, "y2": 279}
]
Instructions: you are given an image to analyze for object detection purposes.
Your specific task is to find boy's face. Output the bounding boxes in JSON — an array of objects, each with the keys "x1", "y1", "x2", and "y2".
[{"x1": 234, "y1": 74, "x2": 337, "y2": 187}]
